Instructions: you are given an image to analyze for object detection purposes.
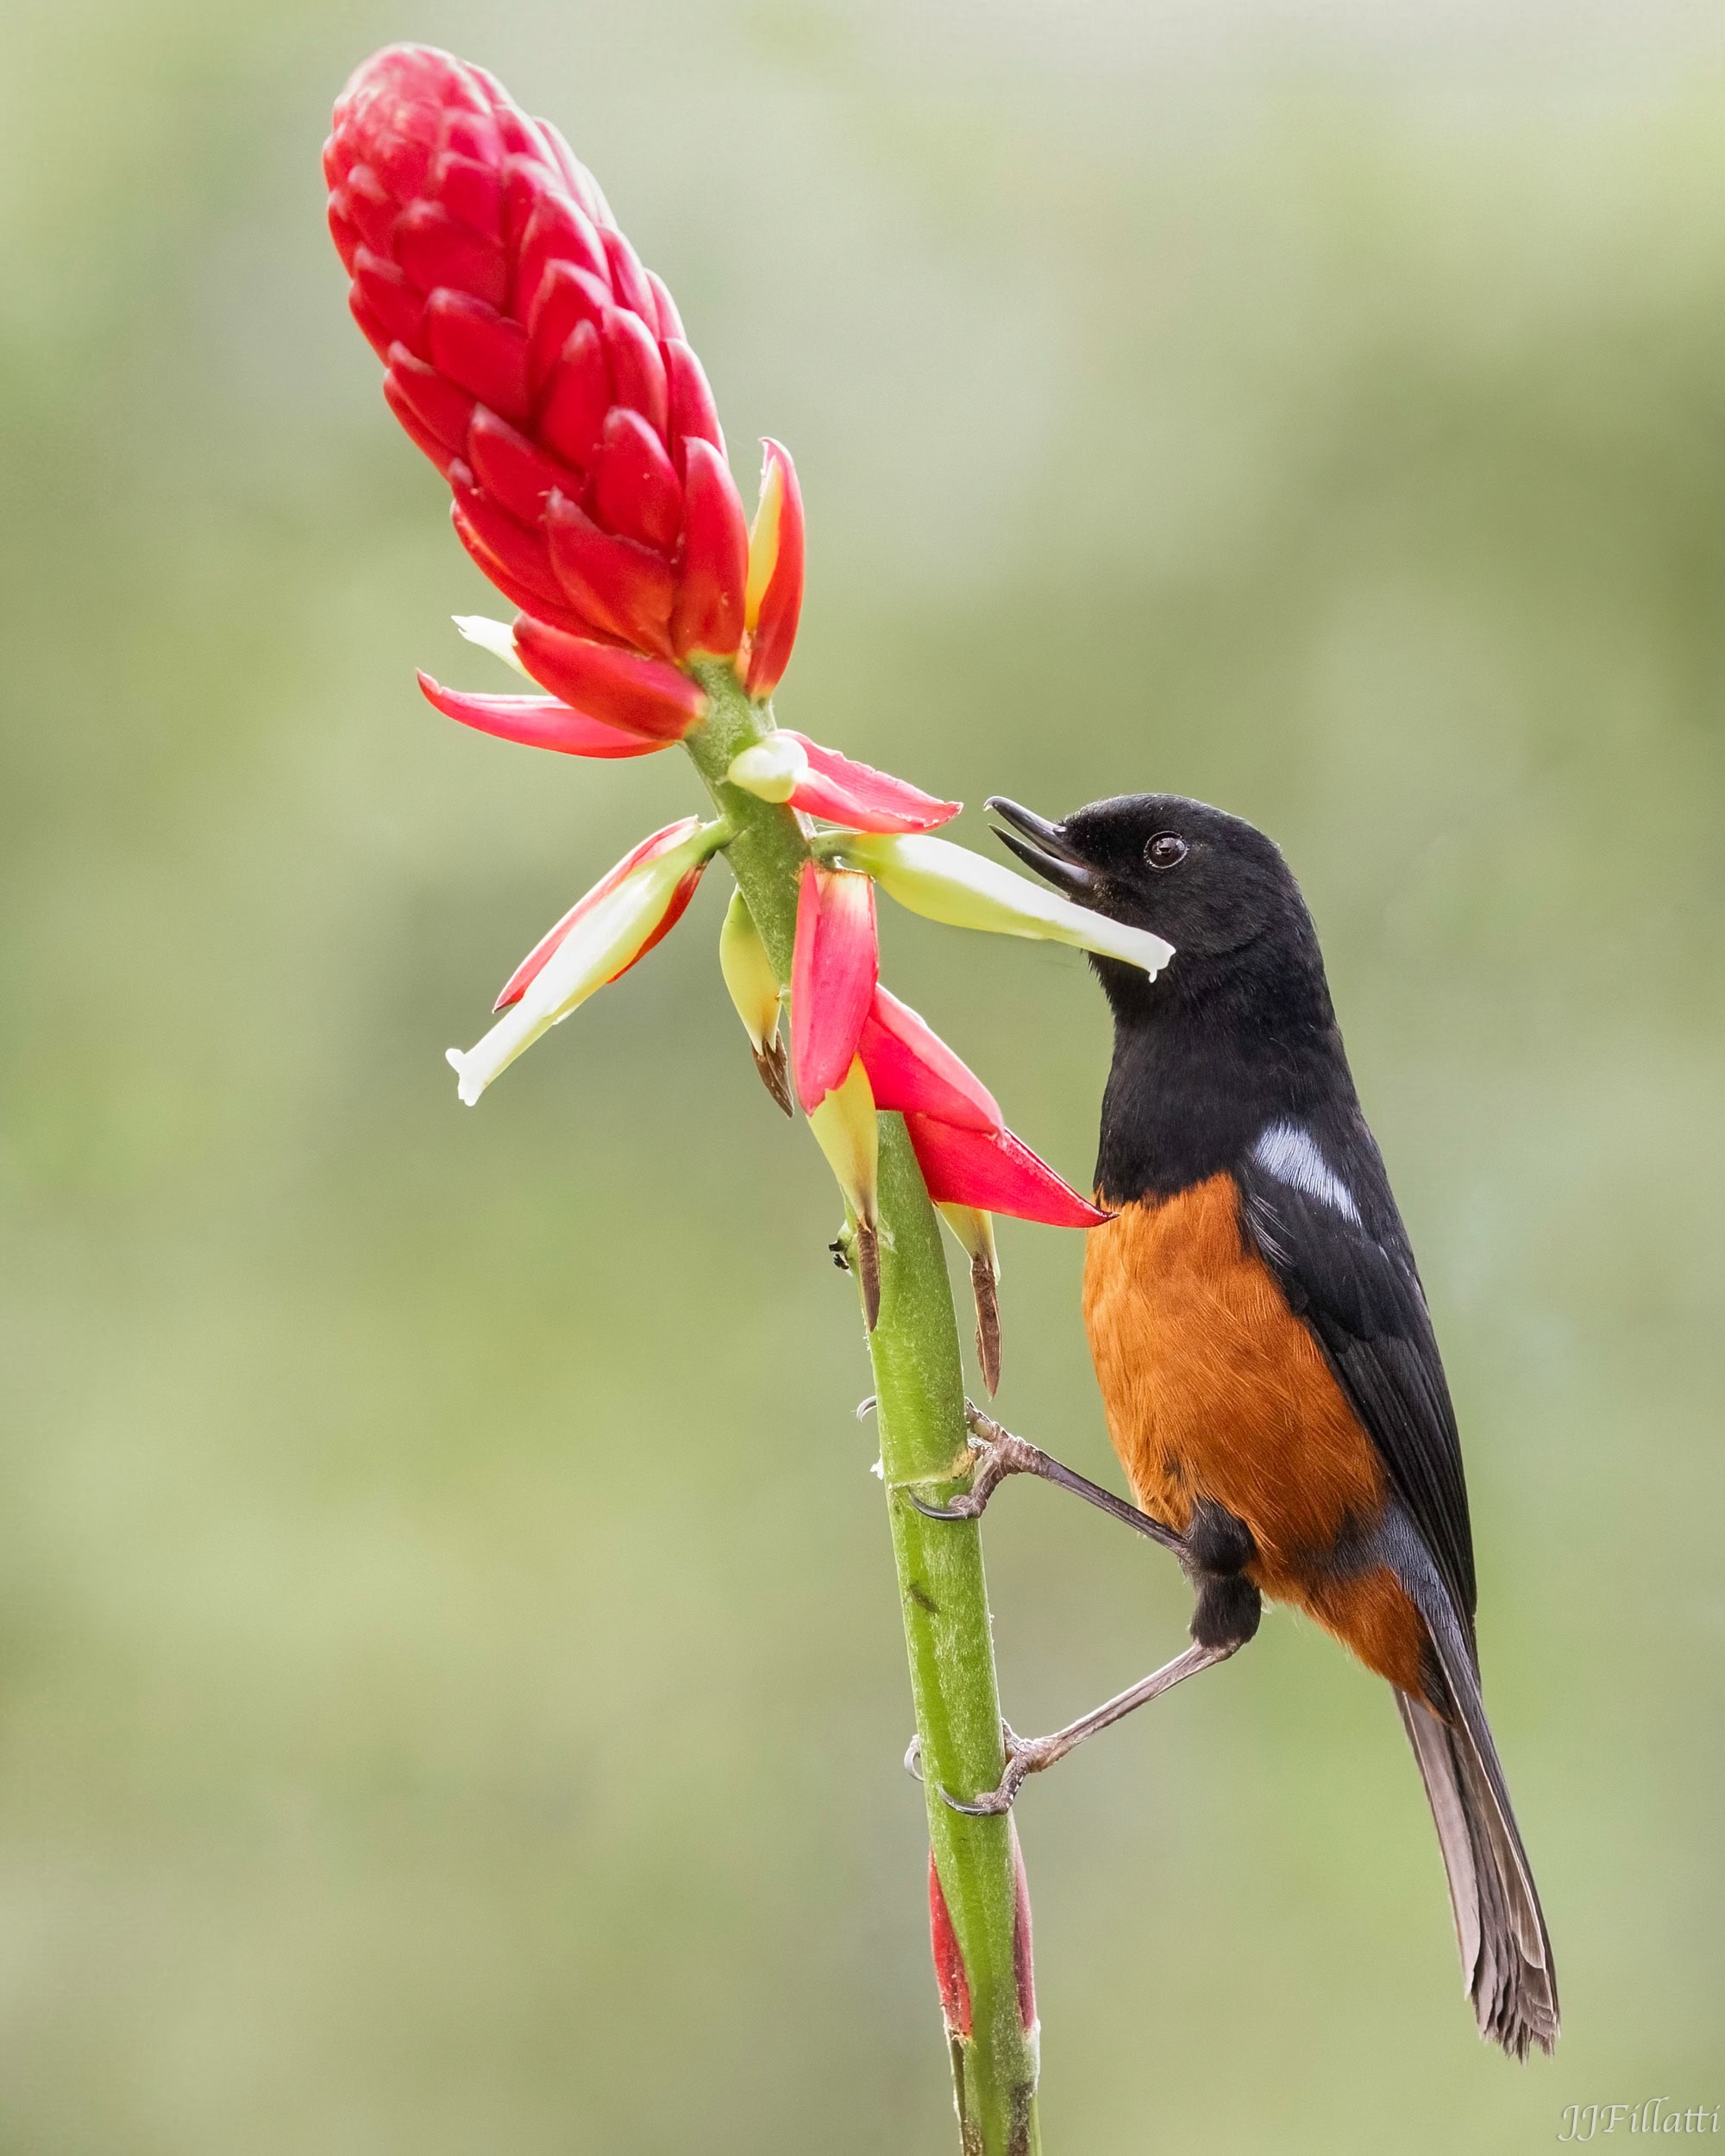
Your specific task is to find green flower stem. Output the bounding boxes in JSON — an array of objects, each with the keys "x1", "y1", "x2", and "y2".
[{"x1": 686, "y1": 664, "x2": 1042, "y2": 2156}]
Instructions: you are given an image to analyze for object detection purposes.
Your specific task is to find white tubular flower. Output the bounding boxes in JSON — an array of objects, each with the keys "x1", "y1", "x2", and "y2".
[
  {"x1": 446, "y1": 818, "x2": 723, "y2": 1105},
  {"x1": 831, "y1": 832, "x2": 1174, "y2": 976}
]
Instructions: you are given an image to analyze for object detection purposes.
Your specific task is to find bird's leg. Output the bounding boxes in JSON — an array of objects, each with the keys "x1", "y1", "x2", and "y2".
[
  {"x1": 906, "y1": 1401, "x2": 1189, "y2": 1558},
  {"x1": 907, "y1": 1501, "x2": 1261, "y2": 1815}
]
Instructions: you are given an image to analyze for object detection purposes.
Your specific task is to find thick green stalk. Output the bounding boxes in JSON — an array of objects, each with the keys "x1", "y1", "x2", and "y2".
[{"x1": 686, "y1": 665, "x2": 1042, "y2": 2156}]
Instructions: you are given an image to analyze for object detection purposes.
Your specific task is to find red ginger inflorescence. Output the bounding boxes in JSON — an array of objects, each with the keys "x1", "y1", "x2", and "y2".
[
  {"x1": 329, "y1": 44, "x2": 1177, "y2": 1380},
  {"x1": 324, "y1": 43, "x2": 801, "y2": 724}
]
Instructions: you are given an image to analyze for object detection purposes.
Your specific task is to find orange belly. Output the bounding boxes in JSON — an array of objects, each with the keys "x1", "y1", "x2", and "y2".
[{"x1": 1082, "y1": 1178, "x2": 1429, "y2": 1697}]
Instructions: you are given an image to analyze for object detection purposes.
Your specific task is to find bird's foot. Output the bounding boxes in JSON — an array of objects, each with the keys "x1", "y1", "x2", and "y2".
[
  {"x1": 905, "y1": 1722, "x2": 1069, "y2": 1815},
  {"x1": 905, "y1": 1404, "x2": 1043, "y2": 1522}
]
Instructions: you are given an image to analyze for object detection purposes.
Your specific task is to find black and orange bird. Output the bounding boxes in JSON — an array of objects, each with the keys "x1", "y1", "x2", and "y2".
[{"x1": 911, "y1": 791, "x2": 1558, "y2": 2061}]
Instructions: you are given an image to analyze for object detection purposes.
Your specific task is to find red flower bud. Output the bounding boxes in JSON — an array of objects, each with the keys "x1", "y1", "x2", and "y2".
[
  {"x1": 326, "y1": 45, "x2": 774, "y2": 676},
  {"x1": 790, "y1": 863, "x2": 878, "y2": 1112}
]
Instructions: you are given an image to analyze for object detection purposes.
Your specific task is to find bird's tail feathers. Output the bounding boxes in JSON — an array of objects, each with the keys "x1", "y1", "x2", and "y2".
[{"x1": 1396, "y1": 1657, "x2": 1559, "y2": 2060}]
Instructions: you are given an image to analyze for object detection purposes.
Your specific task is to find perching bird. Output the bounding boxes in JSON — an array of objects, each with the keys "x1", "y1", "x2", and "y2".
[{"x1": 913, "y1": 792, "x2": 1558, "y2": 2061}]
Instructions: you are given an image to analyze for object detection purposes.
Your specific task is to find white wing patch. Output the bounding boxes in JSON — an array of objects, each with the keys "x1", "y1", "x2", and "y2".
[{"x1": 1251, "y1": 1120, "x2": 1363, "y2": 1226}]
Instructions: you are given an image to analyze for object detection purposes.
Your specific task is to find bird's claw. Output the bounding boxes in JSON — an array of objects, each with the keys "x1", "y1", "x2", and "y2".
[
  {"x1": 907, "y1": 1405, "x2": 1040, "y2": 1523},
  {"x1": 905, "y1": 1487, "x2": 985, "y2": 1522},
  {"x1": 935, "y1": 1723, "x2": 1066, "y2": 1816}
]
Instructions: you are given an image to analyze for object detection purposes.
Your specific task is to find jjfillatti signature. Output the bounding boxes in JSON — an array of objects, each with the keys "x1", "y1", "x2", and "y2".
[{"x1": 1560, "y1": 2102, "x2": 1721, "y2": 2140}]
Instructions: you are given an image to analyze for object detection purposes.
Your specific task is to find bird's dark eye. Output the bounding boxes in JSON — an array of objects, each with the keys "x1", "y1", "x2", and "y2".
[{"x1": 1144, "y1": 831, "x2": 1187, "y2": 869}]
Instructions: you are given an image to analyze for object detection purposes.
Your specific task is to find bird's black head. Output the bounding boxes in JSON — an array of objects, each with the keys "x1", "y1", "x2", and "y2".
[
  {"x1": 989, "y1": 792, "x2": 1348, "y2": 1199},
  {"x1": 988, "y1": 791, "x2": 1327, "y2": 1026}
]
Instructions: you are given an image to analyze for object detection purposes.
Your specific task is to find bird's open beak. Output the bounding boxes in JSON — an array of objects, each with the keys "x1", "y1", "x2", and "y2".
[{"x1": 985, "y1": 797, "x2": 1100, "y2": 900}]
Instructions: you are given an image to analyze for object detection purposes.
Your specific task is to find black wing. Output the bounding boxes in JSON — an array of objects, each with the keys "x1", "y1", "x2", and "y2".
[{"x1": 1233, "y1": 1105, "x2": 1477, "y2": 1648}]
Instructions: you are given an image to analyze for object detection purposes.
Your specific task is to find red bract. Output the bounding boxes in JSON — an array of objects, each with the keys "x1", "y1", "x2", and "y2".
[
  {"x1": 906, "y1": 1116, "x2": 1112, "y2": 1230},
  {"x1": 857, "y1": 988, "x2": 1000, "y2": 1131},
  {"x1": 780, "y1": 735, "x2": 957, "y2": 833},
  {"x1": 326, "y1": 46, "x2": 765, "y2": 673},
  {"x1": 513, "y1": 616, "x2": 708, "y2": 741},
  {"x1": 790, "y1": 863, "x2": 878, "y2": 1112},
  {"x1": 928, "y1": 1855, "x2": 974, "y2": 2039},
  {"x1": 417, "y1": 673, "x2": 668, "y2": 758},
  {"x1": 492, "y1": 817, "x2": 705, "y2": 1011},
  {"x1": 743, "y1": 441, "x2": 805, "y2": 699}
]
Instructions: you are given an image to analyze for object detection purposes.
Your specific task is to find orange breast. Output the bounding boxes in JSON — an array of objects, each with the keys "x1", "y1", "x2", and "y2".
[{"x1": 1082, "y1": 1179, "x2": 1429, "y2": 1696}]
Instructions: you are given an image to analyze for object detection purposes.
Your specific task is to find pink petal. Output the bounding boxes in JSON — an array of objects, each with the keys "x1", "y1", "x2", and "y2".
[
  {"x1": 493, "y1": 817, "x2": 702, "y2": 1009},
  {"x1": 417, "y1": 673, "x2": 668, "y2": 758},
  {"x1": 790, "y1": 863, "x2": 879, "y2": 1112},
  {"x1": 903, "y1": 1116, "x2": 1113, "y2": 1228},
  {"x1": 779, "y1": 733, "x2": 959, "y2": 834},
  {"x1": 856, "y1": 987, "x2": 1000, "y2": 1131}
]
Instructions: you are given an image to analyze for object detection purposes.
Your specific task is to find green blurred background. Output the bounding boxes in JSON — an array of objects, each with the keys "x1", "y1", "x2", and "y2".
[{"x1": 3, "y1": 1, "x2": 1721, "y2": 2147}]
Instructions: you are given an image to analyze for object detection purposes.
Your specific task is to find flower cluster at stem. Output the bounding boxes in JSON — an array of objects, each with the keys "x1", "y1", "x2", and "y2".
[{"x1": 326, "y1": 42, "x2": 1176, "y2": 1381}]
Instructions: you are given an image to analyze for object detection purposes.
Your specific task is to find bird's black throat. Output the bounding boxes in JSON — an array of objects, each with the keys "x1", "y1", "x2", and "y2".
[{"x1": 1092, "y1": 921, "x2": 1355, "y2": 1206}]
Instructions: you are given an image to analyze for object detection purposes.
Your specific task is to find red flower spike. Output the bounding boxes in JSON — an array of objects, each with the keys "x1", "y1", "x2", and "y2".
[
  {"x1": 417, "y1": 673, "x2": 668, "y2": 760},
  {"x1": 328, "y1": 45, "x2": 752, "y2": 655},
  {"x1": 744, "y1": 439, "x2": 805, "y2": 699},
  {"x1": 670, "y1": 439, "x2": 749, "y2": 659},
  {"x1": 857, "y1": 987, "x2": 1001, "y2": 1132},
  {"x1": 781, "y1": 733, "x2": 958, "y2": 834},
  {"x1": 928, "y1": 1855, "x2": 974, "y2": 2039},
  {"x1": 513, "y1": 615, "x2": 707, "y2": 742},
  {"x1": 492, "y1": 816, "x2": 705, "y2": 1010},
  {"x1": 904, "y1": 1116, "x2": 1113, "y2": 1229},
  {"x1": 791, "y1": 863, "x2": 879, "y2": 1112}
]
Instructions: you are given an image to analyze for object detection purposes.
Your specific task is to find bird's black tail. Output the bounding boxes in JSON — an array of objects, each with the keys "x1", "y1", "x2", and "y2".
[{"x1": 1396, "y1": 1664, "x2": 1559, "y2": 2060}]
